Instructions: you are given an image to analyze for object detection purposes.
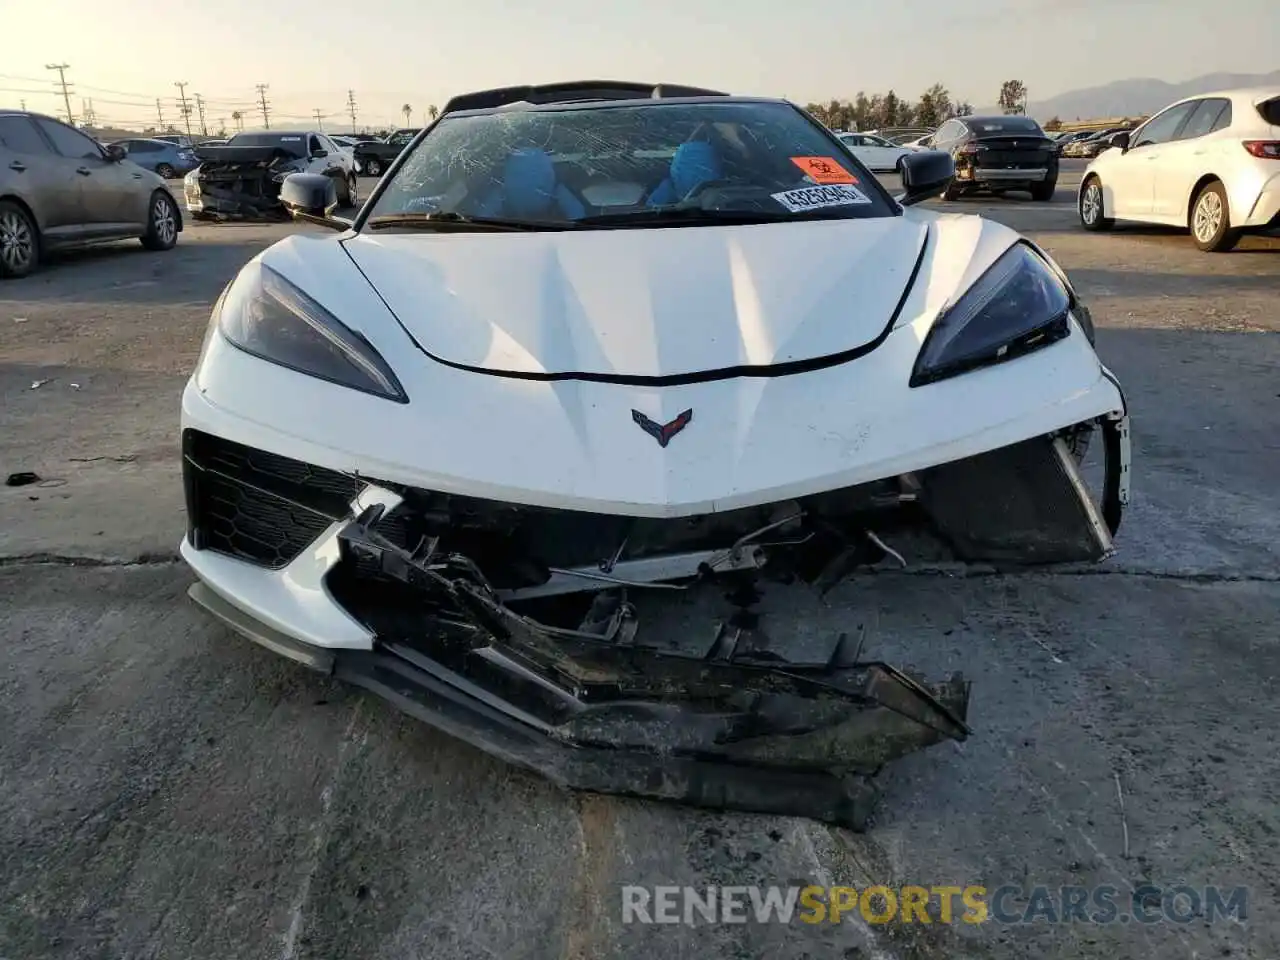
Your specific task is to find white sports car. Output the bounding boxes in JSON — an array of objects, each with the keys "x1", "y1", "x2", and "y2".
[{"x1": 180, "y1": 81, "x2": 1131, "y2": 829}]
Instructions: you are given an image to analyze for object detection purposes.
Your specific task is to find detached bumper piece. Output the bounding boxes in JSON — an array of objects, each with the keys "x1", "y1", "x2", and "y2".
[{"x1": 331, "y1": 508, "x2": 971, "y2": 831}]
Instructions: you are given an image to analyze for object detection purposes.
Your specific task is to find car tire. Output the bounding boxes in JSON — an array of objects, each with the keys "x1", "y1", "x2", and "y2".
[
  {"x1": 156, "y1": 163, "x2": 177, "y2": 179},
  {"x1": 140, "y1": 191, "x2": 179, "y2": 251},
  {"x1": 1190, "y1": 181, "x2": 1241, "y2": 252},
  {"x1": 0, "y1": 200, "x2": 40, "y2": 279},
  {"x1": 364, "y1": 157, "x2": 383, "y2": 177},
  {"x1": 941, "y1": 182, "x2": 964, "y2": 201},
  {"x1": 341, "y1": 172, "x2": 359, "y2": 208},
  {"x1": 1030, "y1": 178, "x2": 1057, "y2": 202},
  {"x1": 1079, "y1": 176, "x2": 1114, "y2": 232}
]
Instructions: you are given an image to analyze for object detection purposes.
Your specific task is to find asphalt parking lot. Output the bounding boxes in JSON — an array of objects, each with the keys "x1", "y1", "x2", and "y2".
[{"x1": 2, "y1": 160, "x2": 1278, "y2": 960}]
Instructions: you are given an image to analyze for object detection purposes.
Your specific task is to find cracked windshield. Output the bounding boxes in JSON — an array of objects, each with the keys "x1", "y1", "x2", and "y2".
[{"x1": 367, "y1": 101, "x2": 894, "y2": 227}]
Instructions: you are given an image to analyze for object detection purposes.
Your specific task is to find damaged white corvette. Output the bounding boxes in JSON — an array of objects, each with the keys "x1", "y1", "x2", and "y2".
[{"x1": 180, "y1": 81, "x2": 1131, "y2": 829}]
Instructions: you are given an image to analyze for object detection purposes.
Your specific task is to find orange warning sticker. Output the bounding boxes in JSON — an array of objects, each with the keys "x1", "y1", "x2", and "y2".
[{"x1": 790, "y1": 156, "x2": 858, "y2": 185}]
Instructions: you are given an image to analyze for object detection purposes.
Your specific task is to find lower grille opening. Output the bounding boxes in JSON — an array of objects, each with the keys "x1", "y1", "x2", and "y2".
[{"x1": 183, "y1": 429, "x2": 361, "y2": 568}]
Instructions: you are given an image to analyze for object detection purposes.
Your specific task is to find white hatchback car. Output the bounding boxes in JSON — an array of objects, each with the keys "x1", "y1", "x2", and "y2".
[{"x1": 1078, "y1": 87, "x2": 1280, "y2": 251}]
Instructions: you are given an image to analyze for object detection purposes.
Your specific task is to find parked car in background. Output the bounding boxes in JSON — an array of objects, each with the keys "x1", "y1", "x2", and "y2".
[
  {"x1": 152, "y1": 133, "x2": 196, "y2": 149},
  {"x1": 183, "y1": 129, "x2": 359, "y2": 220},
  {"x1": 928, "y1": 115, "x2": 1059, "y2": 200},
  {"x1": 1050, "y1": 131, "x2": 1094, "y2": 155},
  {"x1": 350, "y1": 128, "x2": 420, "y2": 176},
  {"x1": 108, "y1": 137, "x2": 199, "y2": 178},
  {"x1": 1080, "y1": 87, "x2": 1280, "y2": 251},
  {"x1": 201, "y1": 138, "x2": 228, "y2": 148},
  {"x1": 837, "y1": 132, "x2": 915, "y2": 172},
  {"x1": 0, "y1": 110, "x2": 182, "y2": 278},
  {"x1": 1070, "y1": 128, "x2": 1132, "y2": 159}
]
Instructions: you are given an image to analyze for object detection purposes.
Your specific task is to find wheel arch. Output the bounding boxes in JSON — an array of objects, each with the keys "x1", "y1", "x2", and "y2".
[
  {"x1": 0, "y1": 193, "x2": 44, "y2": 235},
  {"x1": 1185, "y1": 174, "x2": 1223, "y2": 227},
  {"x1": 151, "y1": 187, "x2": 184, "y2": 233}
]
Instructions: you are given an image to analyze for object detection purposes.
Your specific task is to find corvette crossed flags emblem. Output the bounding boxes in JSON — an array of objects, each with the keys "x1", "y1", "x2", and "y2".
[{"x1": 631, "y1": 409, "x2": 693, "y2": 448}]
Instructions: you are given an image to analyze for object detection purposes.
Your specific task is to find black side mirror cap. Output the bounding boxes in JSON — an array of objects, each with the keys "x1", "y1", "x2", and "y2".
[
  {"x1": 897, "y1": 150, "x2": 955, "y2": 207},
  {"x1": 105, "y1": 143, "x2": 127, "y2": 162},
  {"x1": 1108, "y1": 132, "x2": 1130, "y2": 151},
  {"x1": 279, "y1": 172, "x2": 347, "y2": 230}
]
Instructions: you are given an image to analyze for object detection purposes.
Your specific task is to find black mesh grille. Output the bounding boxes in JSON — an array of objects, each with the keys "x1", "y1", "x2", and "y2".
[{"x1": 184, "y1": 430, "x2": 361, "y2": 568}]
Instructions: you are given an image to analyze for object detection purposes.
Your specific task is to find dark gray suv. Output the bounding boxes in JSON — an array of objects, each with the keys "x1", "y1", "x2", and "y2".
[{"x1": 0, "y1": 110, "x2": 183, "y2": 278}]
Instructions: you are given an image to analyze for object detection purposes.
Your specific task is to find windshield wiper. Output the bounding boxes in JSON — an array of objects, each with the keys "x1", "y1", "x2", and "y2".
[{"x1": 365, "y1": 212, "x2": 575, "y2": 232}]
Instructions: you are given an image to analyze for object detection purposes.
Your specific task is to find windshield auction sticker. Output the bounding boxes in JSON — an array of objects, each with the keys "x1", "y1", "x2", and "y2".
[
  {"x1": 772, "y1": 184, "x2": 872, "y2": 212},
  {"x1": 790, "y1": 156, "x2": 858, "y2": 184}
]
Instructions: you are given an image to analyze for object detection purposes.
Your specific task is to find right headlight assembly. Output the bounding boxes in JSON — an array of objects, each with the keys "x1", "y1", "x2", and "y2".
[
  {"x1": 216, "y1": 260, "x2": 407, "y2": 402},
  {"x1": 910, "y1": 243, "x2": 1073, "y2": 387}
]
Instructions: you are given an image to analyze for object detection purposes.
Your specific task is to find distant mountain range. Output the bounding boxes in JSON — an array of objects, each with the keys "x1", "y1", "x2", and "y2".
[{"x1": 977, "y1": 70, "x2": 1280, "y2": 121}]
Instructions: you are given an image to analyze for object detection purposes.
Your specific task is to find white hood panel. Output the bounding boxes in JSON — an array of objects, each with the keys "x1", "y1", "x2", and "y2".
[{"x1": 342, "y1": 218, "x2": 929, "y2": 378}]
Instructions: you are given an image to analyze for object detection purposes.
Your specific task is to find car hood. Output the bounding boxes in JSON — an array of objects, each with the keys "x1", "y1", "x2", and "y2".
[{"x1": 340, "y1": 217, "x2": 929, "y2": 380}]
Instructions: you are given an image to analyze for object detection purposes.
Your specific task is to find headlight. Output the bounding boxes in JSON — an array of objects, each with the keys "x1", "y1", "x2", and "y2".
[
  {"x1": 271, "y1": 161, "x2": 307, "y2": 182},
  {"x1": 217, "y1": 261, "x2": 407, "y2": 402},
  {"x1": 910, "y1": 243, "x2": 1072, "y2": 387}
]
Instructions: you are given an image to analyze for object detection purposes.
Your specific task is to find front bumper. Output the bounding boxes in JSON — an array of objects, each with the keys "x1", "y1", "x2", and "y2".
[
  {"x1": 179, "y1": 406, "x2": 1130, "y2": 828},
  {"x1": 973, "y1": 167, "x2": 1050, "y2": 182}
]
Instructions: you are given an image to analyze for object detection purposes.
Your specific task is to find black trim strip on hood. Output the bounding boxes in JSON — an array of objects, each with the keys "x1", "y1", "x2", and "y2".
[{"x1": 343, "y1": 228, "x2": 930, "y2": 388}]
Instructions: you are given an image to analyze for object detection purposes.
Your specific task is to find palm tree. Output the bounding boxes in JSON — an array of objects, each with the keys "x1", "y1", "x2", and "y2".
[
  {"x1": 402, "y1": 103, "x2": 413, "y2": 125},
  {"x1": 427, "y1": 104, "x2": 439, "y2": 121},
  {"x1": 231, "y1": 110, "x2": 243, "y2": 131}
]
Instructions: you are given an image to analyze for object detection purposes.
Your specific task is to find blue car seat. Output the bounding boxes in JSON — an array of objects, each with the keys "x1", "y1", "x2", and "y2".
[
  {"x1": 646, "y1": 140, "x2": 724, "y2": 206},
  {"x1": 472, "y1": 148, "x2": 585, "y2": 219}
]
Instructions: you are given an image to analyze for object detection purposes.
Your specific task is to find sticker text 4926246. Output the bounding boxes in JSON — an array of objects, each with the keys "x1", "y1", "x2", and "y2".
[{"x1": 771, "y1": 184, "x2": 873, "y2": 213}]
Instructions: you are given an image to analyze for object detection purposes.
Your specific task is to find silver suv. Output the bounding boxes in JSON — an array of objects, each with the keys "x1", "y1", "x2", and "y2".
[{"x1": 0, "y1": 110, "x2": 183, "y2": 278}]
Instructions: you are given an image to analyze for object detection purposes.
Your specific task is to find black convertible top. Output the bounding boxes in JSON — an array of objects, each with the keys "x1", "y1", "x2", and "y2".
[{"x1": 440, "y1": 80, "x2": 731, "y2": 117}]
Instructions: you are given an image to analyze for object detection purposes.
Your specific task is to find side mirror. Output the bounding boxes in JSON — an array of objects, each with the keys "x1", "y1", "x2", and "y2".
[
  {"x1": 897, "y1": 150, "x2": 955, "y2": 206},
  {"x1": 311, "y1": 148, "x2": 328, "y2": 158},
  {"x1": 1108, "y1": 132, "x2": 1130, "y2": 151},
  {"x1": 106, "y1": 143, "x2": 127, "y2": 162},
  {"x1": 280, "y1": 173, "x2": 346, "y2": 229}
]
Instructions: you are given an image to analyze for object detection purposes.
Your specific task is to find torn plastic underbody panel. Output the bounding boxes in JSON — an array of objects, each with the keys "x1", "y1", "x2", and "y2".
[{"x1": 299, "y1": 420, "x2": 1127, "y2": 829}]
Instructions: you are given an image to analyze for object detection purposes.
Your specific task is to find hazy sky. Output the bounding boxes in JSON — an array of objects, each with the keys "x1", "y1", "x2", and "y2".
[{"x1": 3, "y1": 0, "x2": 1276, "y2": 131}]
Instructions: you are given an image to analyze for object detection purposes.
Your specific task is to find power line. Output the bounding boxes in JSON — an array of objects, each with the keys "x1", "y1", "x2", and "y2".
[
  {"x1": 174, "y1": 81, "x2": 192, "y2": 137},
  {"x1": 45, "y1": 63, "x2": 74, "y2": 124},
  {"x1": 255, "y1": 83, "x2": 271, "y2": 129}
]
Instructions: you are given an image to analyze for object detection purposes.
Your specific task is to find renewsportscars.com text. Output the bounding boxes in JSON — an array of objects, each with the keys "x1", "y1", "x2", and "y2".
[{"x1": 621, "y1": 884, "x2": 1248, "y2": 926}]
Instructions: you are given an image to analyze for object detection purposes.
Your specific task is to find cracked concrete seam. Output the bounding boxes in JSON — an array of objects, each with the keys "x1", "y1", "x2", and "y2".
[{"x1": 0, "y1": 552, "x2": 1276, "y2": 583}]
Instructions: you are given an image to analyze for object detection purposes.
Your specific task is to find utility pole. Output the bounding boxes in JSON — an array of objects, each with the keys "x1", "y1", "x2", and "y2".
[
  {"x1": 45, "y1": 63, "x2": 74, "y2": 124},
  {"x1": 20, "y1": 99, "x2": 26, "y2": 110},
  {"x1": 347, "y1": 89, "x2": 358, "y2": 133},
  {"x1": 255, "y1": 84, "x2": 271, "y2": 129},
  {"x1": 155, "y1": 97, "x2": 165, "y2": 127},
  {"x1": 174, "y1": 81, "x2": 192, "y2": 137},
  {"x1": 194, "y1": 94, "x2": 208, "y2": 136},
  {"x1": 313, "y1": 108, "x2": 325, "y2": 130}
]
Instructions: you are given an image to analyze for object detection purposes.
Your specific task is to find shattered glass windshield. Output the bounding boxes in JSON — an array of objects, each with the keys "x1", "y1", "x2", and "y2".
[{"x1": 362, "y1": 100, "x2": 895, "y2": 229}]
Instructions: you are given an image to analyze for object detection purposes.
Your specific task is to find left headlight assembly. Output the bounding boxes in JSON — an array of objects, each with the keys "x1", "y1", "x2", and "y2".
[
  {"x1": 910, "y1": 243, "x2": 1073, "y2": 387},
  {"x1": 216, "y1": 261, "x2": 408, "y2": 402}
]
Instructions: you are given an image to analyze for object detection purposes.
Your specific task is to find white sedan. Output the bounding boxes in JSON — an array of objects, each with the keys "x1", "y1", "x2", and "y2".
[
  {"x1": 1078, "y1": 87, "x2": 1280, "y2": 251},
  {"x1": 838, "y1": 132, "x2": 915, "y2": 172}
]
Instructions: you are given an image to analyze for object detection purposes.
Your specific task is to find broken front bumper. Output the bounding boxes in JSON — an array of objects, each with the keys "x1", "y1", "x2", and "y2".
[
  {"x1": 179, "y1": 414, "x2": 1129, "y2": 828},
  {"x1": 185, "y1": 179, "x2": 287, "y2": 219}
]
